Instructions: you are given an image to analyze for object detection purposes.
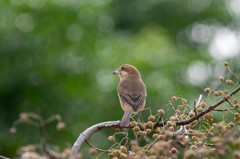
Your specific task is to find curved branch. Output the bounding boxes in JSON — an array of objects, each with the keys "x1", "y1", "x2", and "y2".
[
  {"x1": 71, "y1": 121, "x2": 122, "y2": 158},
  {"x1": 0, "y1": 155, "x2": 10, "y2": 159},
  {"x1": 71, "y1": 86, "x2": 240, "y2": 158}
]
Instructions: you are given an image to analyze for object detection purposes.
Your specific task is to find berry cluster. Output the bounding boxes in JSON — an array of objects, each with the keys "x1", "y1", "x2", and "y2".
[{"x1": 96, "y1": 62, "x2": 240, "y2": 159}]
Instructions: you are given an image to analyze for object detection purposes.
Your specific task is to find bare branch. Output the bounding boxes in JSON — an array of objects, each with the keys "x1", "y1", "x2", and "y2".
[
  {"x1": 205, "y1": 143, "x2": 217, "y2": 146},
  {"x1": 71, "y1": 86, "x2": 240, "y2": 158},
  {"x1": 213, "y1": 108, "x2": 235, "y2": 111},
  {"x1": 0, "y1": 155, "x2": 10, "y2": 159},
  {"x1": 71, "y1": 121, "x2": 121, "y2": 159}
]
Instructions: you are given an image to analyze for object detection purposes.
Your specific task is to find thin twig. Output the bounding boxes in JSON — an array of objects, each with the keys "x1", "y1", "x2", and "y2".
[
  {"x1": 38, "y1": 113, "x2": 58, "y2": 159},
  {"x1": 156, "y1": 115, "x2": 162, "y2": 125},
  {"x1": 39, "y1": 114, "x2": 51, "y2": 157},
  {"x1": 213, "y1": 108, "x2": 235, "y2": 111},
  {"x1": 169, "y1": 101, "x2": 181, "y2": 121},
  {"x1": 226, "y1": 100, "x2": 240, "y2": 114},
  {"x1": 205, "y1": 143, "x2": 217, "y2": 146},
  {"x1": 124, "y1": 129, "x2": 129, "y2": 155},
  {"x1": 193, "y1": 101, "x2": 197, "y2": 116},
  {"x1": 85, "y1": 140, "x2": 110, "y2": 152},
  {"x1": 147, "y1": 138, "x2": 158, "y2": 149}
]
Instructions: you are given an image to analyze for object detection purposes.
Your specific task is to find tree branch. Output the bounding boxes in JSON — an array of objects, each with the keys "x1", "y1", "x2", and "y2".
[
  {"x1": 0, "y1": 155, "x2": 10, "y2": 159},
  {"x1": 71, "y1": 121, "x2": 121, "y2": 158},
  {"x1": 71, "y1": 86, "x2": 240, "y2": 158}
]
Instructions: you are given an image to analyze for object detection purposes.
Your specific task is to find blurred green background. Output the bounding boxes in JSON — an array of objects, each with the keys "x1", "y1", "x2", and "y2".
[{"x1": 1, "y1": 0, "x2": 240, "y2": 158}]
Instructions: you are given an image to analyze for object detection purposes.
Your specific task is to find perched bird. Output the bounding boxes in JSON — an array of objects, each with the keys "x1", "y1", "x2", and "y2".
[{"x1": 113, "y1": 64, "x2": 147, "y2": 127}]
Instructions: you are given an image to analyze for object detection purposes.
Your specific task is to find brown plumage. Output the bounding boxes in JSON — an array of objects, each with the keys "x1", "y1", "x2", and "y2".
[{"x1": 113, "y1": 64, "x2": 147, "y2": 127}]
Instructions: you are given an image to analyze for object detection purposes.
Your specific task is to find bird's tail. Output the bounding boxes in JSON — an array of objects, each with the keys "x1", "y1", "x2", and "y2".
[{"x1": 120, "y1": 110, "x2": 133, "y2": 127}]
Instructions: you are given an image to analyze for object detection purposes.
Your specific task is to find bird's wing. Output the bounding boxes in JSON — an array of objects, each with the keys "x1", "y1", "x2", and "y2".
[{"x1": 119, "y1": 93, "x2": 146, "y2": 111}]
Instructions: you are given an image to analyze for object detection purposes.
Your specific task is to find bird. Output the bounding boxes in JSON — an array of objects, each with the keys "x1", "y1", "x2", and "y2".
[{"x1": 113, "y1": 64, "x2": 147, "y2": 127}]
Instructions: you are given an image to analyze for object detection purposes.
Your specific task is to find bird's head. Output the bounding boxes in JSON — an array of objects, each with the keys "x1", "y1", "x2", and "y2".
[{"x1": 112, "y1": 64, "x2": 141, "y2": 80}]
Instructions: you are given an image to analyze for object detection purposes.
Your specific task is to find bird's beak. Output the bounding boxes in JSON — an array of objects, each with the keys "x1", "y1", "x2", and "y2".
[{"x1": 112, "y1": 70, "x2": 119, "y2": 75}]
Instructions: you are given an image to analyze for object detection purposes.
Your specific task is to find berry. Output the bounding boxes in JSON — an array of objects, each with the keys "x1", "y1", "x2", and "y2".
[
  {"x1": 169, "y1": 126, "x2": 174, "y2": 131},
  {"x1": 148, "y1": 115, "x2": 155, "y2": 121},
  {"x1": 224, "y1": 62, "x2": 228, "y2": 66},
  {"x1": 200, "y1": 102, "x2": 206, "y2": 108},
  {"x1": 219, "y1": 76, "x2": 224, "y2": 82},
  {"x1": 146, "y1": 129, "x2": 151, "y2": 134},
  {"x1": 137, "y1": 131, "x2": 142, "y2": 136},
  {"x1": 113, "y1": 150, "x2": 120, "y2": 156},
  {"x1": 172, "y1": 96, "x2": 177, "y2": 102},
  {"x1": 115, "y1": 128, "x2": 121, "y2": 131},
  {"x1": 146, "y1": 121, "x2": 154, "y2": 129},
  {"x1": 108, "y1": 136, "x2": 115, "y2": 142},
  {"x1": 234, "y1": 104, "x2": 240, "y2": 109},
  {"x1": 171, "y1": 147, "x2": 177, "y2": 153},
  {"x1": 89, "y1": 148, "x2": 97, "y2": 155},
  {"x1": 153, "y1": 134, "x2": 158, "y2": 139},
  {"x1": 226, "y1": 80, "x2": 233, "y2": 85},
  {"x1": 224, "y1": 90, "x2": 228, "y2": 94},
  {"x1": 133, "y1": 126, "x2": 140, "y2": 132},
  {"x1": 57, "y1": 122, "x2": 66, "y2": 130},
  {"x1": 120, "y1": 153, "x2": 127, "y2": 159},
  {"x1": 182, "y1": 99, "x2": 187, "y2": 104},
  {"x1": 176, "y1": 109, "x2": 180, "y2": 114},
  {"x1": 226, "y1": 95, "x2": 231, "y2": 99},
  {"x1": 180, "y1": 114, "x2": 186, "y2": 120},
  {"x1": 108, "y1": 153, "x2": 114, "y2": 158},
  {"x1": 214, "y1": 92, "x2": 219, "y2": 97},
  {"x1": 189, "y1": 112, "x2": 195, "y2": 118},
  {"x1": 170, "y1": 116, "x2": 177, "y2": 121},
  {"x1": 233, "y1": 99, "x2": 238, "y2": 104},
  {"x1": 120, "y1": 146, "x2": 127, "y2": 153},
  {"x1": 130, "y1": 121, "x2": 137, "y2": 127},
  {"x1": 234, "y1": 113, "x2": 239, "y2": 118},
  {"x1": 228, "y1": 122, "x2": 235, "y2": 128},
  {"x1": 158, "y1": 109, "x2": 165, "y2": 115},
  {"x1": 197, "y1": 108, "x2": 202, "y2": 113},
  {"x1": 217, "y1": 91, "x2": 223, "y2": 96},
  {"x1": 204, "y1": 88, "x2": 211, "y2": 93}
]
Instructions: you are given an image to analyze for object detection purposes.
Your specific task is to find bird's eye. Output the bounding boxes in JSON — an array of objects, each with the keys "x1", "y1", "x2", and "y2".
[{"x1": 121, "y1": 66, "x2": 125, "y2": 70}]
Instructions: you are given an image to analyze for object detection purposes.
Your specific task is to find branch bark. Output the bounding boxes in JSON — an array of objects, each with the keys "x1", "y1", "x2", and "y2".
[
  {"x1": 71, "y1": 86, "x2": 240, "y2": 158},
  {"x1": 0, "y1": 155, "x2": 10, "y2": 159},
  {"x1": 71, "y1": 121, "x2": 121, "y2": 158}
]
